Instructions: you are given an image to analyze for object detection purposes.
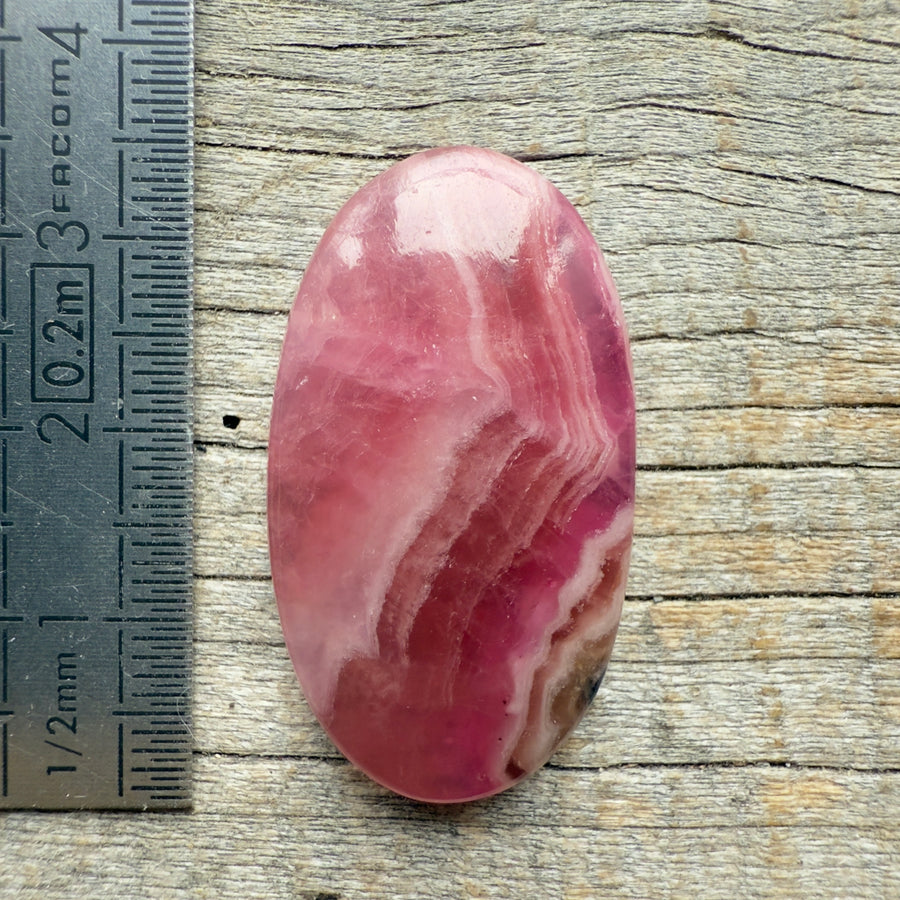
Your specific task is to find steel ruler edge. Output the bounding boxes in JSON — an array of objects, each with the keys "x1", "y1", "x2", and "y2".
[{"x1": 0, "y1": 0, "x2": 193, "y2": 809}]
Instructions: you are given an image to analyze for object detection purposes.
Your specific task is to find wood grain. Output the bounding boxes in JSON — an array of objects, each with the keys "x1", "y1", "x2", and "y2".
[{"x1": 3, "y1": 0, "x2": 900, "y2": 897}]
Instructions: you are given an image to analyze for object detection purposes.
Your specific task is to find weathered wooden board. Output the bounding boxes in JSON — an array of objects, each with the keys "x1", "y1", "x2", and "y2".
[{"x1": 2, "y1": 0, "x2": 899, "y2": 897}]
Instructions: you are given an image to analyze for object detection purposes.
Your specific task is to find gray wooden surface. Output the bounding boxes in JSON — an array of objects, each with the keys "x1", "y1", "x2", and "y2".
[{"x1": 3, "y1": 0, "x2": 900, "y2": 897}]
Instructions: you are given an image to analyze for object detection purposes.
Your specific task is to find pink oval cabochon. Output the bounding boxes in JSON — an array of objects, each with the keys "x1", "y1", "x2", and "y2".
[{"x1": 268, "y1": 146, "x2": 635, "y2": 803}]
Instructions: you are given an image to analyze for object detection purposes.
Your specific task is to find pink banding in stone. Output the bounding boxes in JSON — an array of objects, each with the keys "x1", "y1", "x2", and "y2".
[{"x1": 268, "y1": 146, "x2": 635, "y2": 803}]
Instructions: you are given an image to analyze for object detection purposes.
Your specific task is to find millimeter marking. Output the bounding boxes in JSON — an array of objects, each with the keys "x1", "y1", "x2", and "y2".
[{"x1": 0, "y1": 0, "x2": 193, "y2": 810}]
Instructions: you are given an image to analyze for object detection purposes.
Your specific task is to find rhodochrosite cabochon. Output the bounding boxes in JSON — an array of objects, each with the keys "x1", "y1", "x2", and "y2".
[{"x1": 268, "y1": 146, "x2": 635, "y2": 803}]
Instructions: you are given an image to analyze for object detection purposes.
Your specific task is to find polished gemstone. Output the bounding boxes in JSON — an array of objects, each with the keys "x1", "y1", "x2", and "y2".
[{"x1": 268, "y1": 146, "x2": 635, "y2": 803}]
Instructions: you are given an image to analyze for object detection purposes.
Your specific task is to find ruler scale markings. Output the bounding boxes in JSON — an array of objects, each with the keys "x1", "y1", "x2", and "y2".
[
  {"x1": 103, "y1": 38, "x2": 187, "y2": 48},
  {"x1": 117, "y1": 722, "x2": 124, "y2": 795},
  {"x1": 2, "y1": 721, "x2": 7, "y2": 797},
  {"x1": 118, "y1": 439, "x2": 125, "y2": 513},
  {"x1": 118, "y1": 246, "x2": 125, "y2": 323},
  {"x1": 118, "y1": 149, "x2": 124, "y2": 225},
  {"x1": 118, "y1": 533, "x2": 124, "y2": 607},
  {"x1": 2, "y1": 0, "x2": 192, "y2": 810},
  {"x1": 38, "y1": 616, "x2": 89, "y2": 626},
  {"x1": 118, "y1": 342, "x2": 125, "y2": 417},
  {"x1": 118, "y1": 52, "x2": 125, "y2": 129}
]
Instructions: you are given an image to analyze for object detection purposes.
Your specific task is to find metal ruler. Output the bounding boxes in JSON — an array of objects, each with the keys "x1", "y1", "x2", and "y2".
[{"x1": 0, "y1": 0, "x2": 193, "y2": 809}]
